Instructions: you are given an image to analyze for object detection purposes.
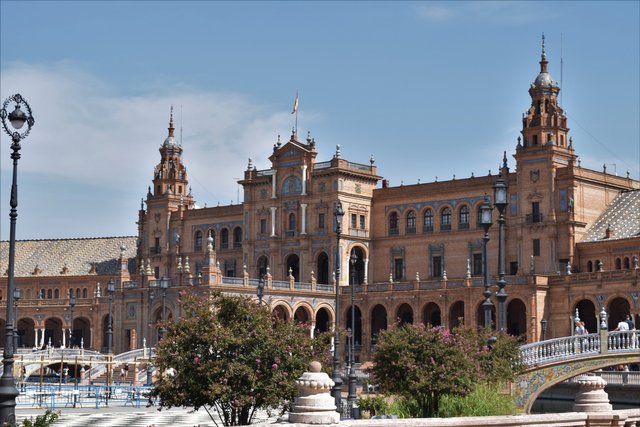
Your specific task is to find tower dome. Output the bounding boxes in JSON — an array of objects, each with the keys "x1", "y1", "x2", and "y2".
[{"x1": 533, "y1": 34, "x2": 555, "y2": 87}]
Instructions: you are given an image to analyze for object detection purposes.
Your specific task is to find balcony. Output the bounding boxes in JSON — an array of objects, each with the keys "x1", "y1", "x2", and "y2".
[
  {"x1": 285, "y1": 230, "x2": 296, "y2": 238},
  {"x1": 388, "y1": 228, "x2": 399, "y2": 236},
  {"x1": 526, "y1": 213, "x2": 544, "y2": 224},
  {"x1": 440, "y1": 224, "x2": 451, "y2": 231},
  {"x1": 149, "y1": 247, "x2": 161, "y2": 255},
  {"x1": 458, "y1": 223, "x2": 469, "y2": 230}
]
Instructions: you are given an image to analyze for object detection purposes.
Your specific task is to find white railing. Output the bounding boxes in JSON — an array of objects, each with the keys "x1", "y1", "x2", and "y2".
[{"x1": 520, "y1": 330, "x2": 639, "y2": 367}]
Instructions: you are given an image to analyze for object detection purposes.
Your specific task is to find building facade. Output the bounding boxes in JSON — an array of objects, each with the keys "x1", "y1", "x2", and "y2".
[{"x1": 1, "y1": 45, "x2": 639, "y2": 360}]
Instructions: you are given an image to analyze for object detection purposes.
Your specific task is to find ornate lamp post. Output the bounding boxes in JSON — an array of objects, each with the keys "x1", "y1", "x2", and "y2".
[
  {"x1": 257, "y1": 275, "x2": 265, "y2": 305},
  {"x1": 540, "y1": 319, "x2": 548, "y2": 341},
  {"x1": 13, "y1": 289, "x2": 21, "y2": 351},
  {"x1": 69, "y1": 294, "x2": 76, "y2": 347},
  {"x1": 480, "y1": 196, "x2": 493, "y2": 329},
  {"x1": 493, "y1": 179, "x2": 509, "y2": 332},
  {"x1": 106, "y1": 279, "x2": 115, "y2": 353},
  {"x1": 0, "y1": 93, "x2": 34, "y2": 425},
  {"x1": 331, "y1": 200, "x2": 344, "y2": 410},
  {"x1": 347, "y1": 252, "x2": 358, "y2": 415},
  {"x1": 159, "y1": 278, "x2": 169, "y2": 338}
]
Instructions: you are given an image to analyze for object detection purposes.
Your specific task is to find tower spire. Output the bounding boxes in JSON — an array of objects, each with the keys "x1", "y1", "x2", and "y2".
[
  {"x1": 168, "y1": 105, "x2": 175, "y2": 138},
  {"x1": 539, "y1": 33, "x2": 548, "y2": 74}
]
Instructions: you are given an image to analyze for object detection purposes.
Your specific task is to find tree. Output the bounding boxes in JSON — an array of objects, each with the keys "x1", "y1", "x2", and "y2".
[
  {"x1": 369, "y1": 324, "x2": 522, "y2": 418},
  {"x1": 151, "y1": 292, "x2": 330, "y2": 426}
]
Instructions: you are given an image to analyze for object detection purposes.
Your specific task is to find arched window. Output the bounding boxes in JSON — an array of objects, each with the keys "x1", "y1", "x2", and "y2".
[
  {"x1": 54, "y1": 289, "x2": 59, "y2": 299},
  {"x1": 624, "y1": 257, "x2": 630, "y2": 269},
  {"x1": 423, "y1": 209, "x2": 433, "y2": 232},
  {"x1": 459, "y1": 205, "x2": 470, "y2": 230},
  {"x1": 289, "y1": 213, "x2": 296, "y2": 231},
  {"x1": 615, "y1": 258, "x2": 622, "y2": 270},
  {"x1": 82, "y1": 288, "x2": 88, "y2": 298},
  {"x1": 233, "y1": 227, "x2": 242, "y2": 248},
  {"x1": 406, "y1": 211, "x2": 416, "y2": 234},
  {"x1": 221, "y1": 228, "x2": 229, "y2": 249},
  {"x1": 587, "y1": 261, "x2": 593, "y2": 272},
  {"x1": 194, "y1": 230, "x2": 203, "y2": 252},
  {"x1": 282, "y1": 176, "x2": 302, "y2": 195},
  {"x1": 47, "y1": 289, "x2": 52, "y2": 299},
  {"x1": 441, "y1": 207, "x2": 451, "y2": 231},
  {"x1": 389, "y1": 212, "x2": 399, "y2": 235},
  {"x1": 76, "y1": 288, "x2": 81, "y2": 298}
]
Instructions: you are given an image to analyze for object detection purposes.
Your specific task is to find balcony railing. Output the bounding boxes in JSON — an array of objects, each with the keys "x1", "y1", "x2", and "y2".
[
  {"x1": 526, "y1": 213, "x2": 544, "y2": 224},
  {"x1": 149, "y1": 247, "x2": 161, "y2": 255}
]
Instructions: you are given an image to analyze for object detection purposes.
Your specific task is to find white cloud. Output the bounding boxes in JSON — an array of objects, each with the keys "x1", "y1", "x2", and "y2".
[
  {"x1": 0, "y1": 62, "x2": 304, "y2": 209},
  {"x1": 416, "y1": 3, "x2": 453, "y2": 21}
]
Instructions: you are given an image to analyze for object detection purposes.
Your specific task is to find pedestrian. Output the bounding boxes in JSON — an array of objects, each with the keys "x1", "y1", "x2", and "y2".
[
  {"x1": 624, "y1": 314, "x2": 634, "y2": 330},
  {"x1": 615, "y1": 318, "x2": 630, "y2": 332}
]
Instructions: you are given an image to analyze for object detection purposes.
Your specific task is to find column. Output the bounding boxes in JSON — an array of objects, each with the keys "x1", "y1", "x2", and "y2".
[
  {"x1": 62, "y1": 329, "x2": 66, "y2": 348},
  {"x1": 34, "y1": 328, "x2": 39, "y2": 349},
  {"x1": 301, "y1": 164, "x2": 307, "y2": 195},
  {"x1": 300, "y1": 203, "x2": 307, "y2": 235},
  {"x1": 39, "y1": 328, "x2": 45, "y2": 348},
  {"x1": 271, "y1": 171, "x2": 277, "y2": 199},
  {"x1": 270, "y1": 207, "x2": 277, "y2": 237},
  {"x1": 364, "y1": 258, "x2": 369, "y2": 284}
]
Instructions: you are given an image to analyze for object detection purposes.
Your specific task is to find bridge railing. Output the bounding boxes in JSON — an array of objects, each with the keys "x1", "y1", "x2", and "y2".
[{"x1": 520, "y1": 330, "x2": 638, "y2": 367}]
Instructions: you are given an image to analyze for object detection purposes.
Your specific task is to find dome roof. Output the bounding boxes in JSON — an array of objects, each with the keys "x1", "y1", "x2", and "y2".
[
  {"x1": 163, "y1": 135, "x2": 177, "y2": 147},
  {"x1": 534, "y1": 71, "x2": 554, "y2": 86}
]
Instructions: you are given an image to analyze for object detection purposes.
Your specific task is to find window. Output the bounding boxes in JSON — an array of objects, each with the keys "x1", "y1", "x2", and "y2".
[
  {"x1": 318, "y1": 213, "x2": 325, "y2": 230},
  {"x1": 221, "y1": 228, "x2": 229, "y2": 249},
  {"x1": 154, "y1": 266, "x2": 160, "y2": 279},
  {"x1": 423, "y1": 209, "x2": 433, "y2": 232},
  {"x1": 615, "y1": 258, "x2": 621, "y2": 270},
  {"x1": 432, "y1": 256, "x2": 442, "y2": 278},
  {"x1": 406, "y1": 211, "x2": 416, "y2": 234},
  {"x1": 47, "y1": 289, "x2": 52, "y2": 299},
  {"x1": 194, "y1": 230, "x2": 203, "y2": 252},
  {"x1": 472, "y1": 253, "x2": 482, "y2": 276},
  {"x1": 54, "y1": 289, "x2": 59, "y2": 299},
  {"x1": 624, "y1": 257, "x2": 630, "y2": 269},
  {"x1": 288, "y1": 213, "x2": 296, "y2": 231},
  {"x1": 440, "y1": 208, "x2": 451, "y2": 231},
  {"x1": 389, "y1": 212, "x2": 399, "y2": 235},
  {"x1": 510, "y1": 262, "x2": 518, "y2": 275},
  {"x1": 82, "y1": 288, "x2": 88, "y2": 298},
  {"x1": 587, "y1": 261, "x2": 593, "y2": 272},
  {"x1": 459, "y1": 206, "x2": 470, "y2": 230},
  {"x1": 533, "y1": 239, "x2": 540, "y2": 257},
  {"x1": 351, "y1": 214, "x2": 357, "y2": 229},
  {"x1": 233, "y1": 227, "x2": 242, "y2": 248},
  {"x1": 282, "y1": 176, "x2": 302, "y2": 194},
  {"x1": 260, "y1": 218, "x2": 267, "y2": 235},
  {"x1": 359, "y1": 215, "x2": 365, "y2": 229},
  {"x1": 394, "y1": 258, "x2": 404, "y2": 280}
]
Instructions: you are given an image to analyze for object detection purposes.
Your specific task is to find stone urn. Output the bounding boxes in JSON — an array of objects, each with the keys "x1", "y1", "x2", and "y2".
[
  {"x1": 288, "y1": 361, "x2": 340, "y2": 424},
  {"x1": 572, "y1": 374, "x2": 612, "y2": 412}
]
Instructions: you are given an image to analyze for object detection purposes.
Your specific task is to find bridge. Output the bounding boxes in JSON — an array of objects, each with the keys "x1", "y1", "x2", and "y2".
[
  {"x1": 5, "y1": 347, "x2": 155, "y2": 386},
  {"x1": 515, "y1": 330, "x2": 640, "y2": 413}
]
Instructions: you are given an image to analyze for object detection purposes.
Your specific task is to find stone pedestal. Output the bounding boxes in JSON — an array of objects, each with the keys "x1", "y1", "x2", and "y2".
[
  {"x1": 572, "y1": 374, "x2": 612, "y2": 412},
  {"x1": 289, "y1": 361, "x2": 340, "y2": 425}
]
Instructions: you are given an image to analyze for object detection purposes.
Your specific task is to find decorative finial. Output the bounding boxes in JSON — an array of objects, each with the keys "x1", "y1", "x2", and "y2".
[
  {"x1": 140, "y1": 198, "x2": 144, "y2": 210},
  {"x1": 207, "y1": 230, "x2": 214, "y2": 251},
  {"x1": 307, "y1": 131, "x2": 312, "y2": 143},
  {"x1": 169, "y1": 105, "x2": 174, "y2": 128},
  {"x1": 335, "y1": 144, "x2": 341, "y2": 159},
  {"x1": 120, "y1": 245, "x2": 126, "y2": 258},
  {"x1": 503, "y1": 151, "x2": 508, "y2": 169},
  {"x1": 370, "y1": 155, "x2": 375, "y2": 166},
  {"x1": 247, "y1": 158, "x2": 253, "y2": 170},
  {"x1": 541, "y1": 33, "x2": 546, "y2": 58}
]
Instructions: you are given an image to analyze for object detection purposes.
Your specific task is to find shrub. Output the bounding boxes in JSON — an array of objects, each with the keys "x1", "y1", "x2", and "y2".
[
  {"x1": 438, "y1": 384, "x2": 516, "y2": 417},
  {"x1": 357, "y1": 395, "x2": 388, "y2": 417}
]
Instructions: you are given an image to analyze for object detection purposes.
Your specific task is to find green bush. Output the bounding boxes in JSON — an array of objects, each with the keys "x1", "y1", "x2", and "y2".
[
  {"x1": 357, "y1": 395, "x2": 388, "y2": 417},
  {"x1": 386, "y1": 396, "x2": 420, "y2": 418},
  {"x1": 3, "y1": 410, "x2": 60, "y2": 427},
  {"x1": 438, "y1": 384, "x2": 515, "y2": 417}
]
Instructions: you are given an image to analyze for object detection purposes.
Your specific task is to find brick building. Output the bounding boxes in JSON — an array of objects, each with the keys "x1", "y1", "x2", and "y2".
[{"x1": 1, "y1": 44, "x2": 638, "y2": 360}]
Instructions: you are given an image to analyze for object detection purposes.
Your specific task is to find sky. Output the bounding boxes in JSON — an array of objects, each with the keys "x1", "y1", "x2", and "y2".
[{"x1": 0, "y1": 1, "x2": 638, "y2": 241}]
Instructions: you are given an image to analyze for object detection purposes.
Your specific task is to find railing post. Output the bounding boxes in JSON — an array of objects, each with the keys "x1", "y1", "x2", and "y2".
[{"x1": 599, "y1": 329, "x2": 608, "y2": 354}]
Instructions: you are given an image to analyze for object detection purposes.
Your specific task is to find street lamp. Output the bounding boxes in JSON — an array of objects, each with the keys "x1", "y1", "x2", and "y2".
[
  {"x1": 159, "y1": 278, "x2": 169, "y2": 338},
  {"x1": 540, "y1": 319, "x2": 548, "y2": 341},
  {"x1": 13, "y1": 288, "x2": 21, "y2": 351},
  {"x1": 0, "y1": 93, "x2": 35, "y2": 425},
  {"x1": 331, "y1": 200, "x2": 344, "y2": 410},
  {"x1": 257, "y1": 275, "x2": 265, "y2": 305},
  {"x1": 493, "y1": 178, "x2": 509, "y2": 333},
  {"x1": 69, "y1": 294, "x2": 76, "y2": 348},
  {"x1": 347, "y1": 252, "x2": 358, "y2": 415},
  {"x1": 480, "y1": 196, "x2": 493, "y2": 329},
  {"x1": 106, "y1": 279, "x2": 115, "y2": 354}
]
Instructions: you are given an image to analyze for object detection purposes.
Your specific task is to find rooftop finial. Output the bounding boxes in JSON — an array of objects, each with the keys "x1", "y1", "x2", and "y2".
[
  {"x1": 541, "y1": 33, "x2": 546, "y2": 59},
  {"x1": 168, "y1": 105, "x2": 175, "y2": 137},
  {"x1": 503, "y1": 150, "x2": 508, "y2": 169}
]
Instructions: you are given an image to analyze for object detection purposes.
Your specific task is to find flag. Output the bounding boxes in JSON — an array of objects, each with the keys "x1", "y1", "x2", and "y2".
[{"x1": 291, "y1": 92, "x2": 298, "y2": 114}]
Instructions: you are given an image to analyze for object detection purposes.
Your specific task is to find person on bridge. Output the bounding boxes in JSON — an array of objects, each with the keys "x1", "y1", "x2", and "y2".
[
  {"x1": 624, "y1": 315, "x2": 634, "y2": 330},
  {"x1": 615, "y1": 318, "x2": 630, "y2": 332}
]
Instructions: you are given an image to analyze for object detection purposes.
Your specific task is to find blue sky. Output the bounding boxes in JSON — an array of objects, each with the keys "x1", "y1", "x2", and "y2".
[{"x1": 1, "y1": 1, "x2": 638, "y2": 240}]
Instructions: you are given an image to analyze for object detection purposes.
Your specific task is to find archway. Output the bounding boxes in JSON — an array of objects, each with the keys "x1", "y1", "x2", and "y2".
[
  {"x1": 423, "y1": 302, "x2": 441, "y2": 327},
  {"x1": 72, "y1": 317, "x2": 91, "y2": 348},
  {"x1": 285, "y1": 254, "x2": 300, "y2": 282},
  {"x1": 317, "y1": 252, "x2": 329, "y2": 285},
  {"x1": 16, "y1": 317, "x2": 35, "y2": 349},
  {"x1": 608, "y1": 297, "x2": 631, "y2": 330},
  {"x1": 475, "y1": 302, "x2": 496, "y2": 329},
  {"x1": 44, "y1": 317, "x2": 64, "y2": 348},
  {"x1": 345, "y1": 305, "x2": 363, "y2": 348},
  {"x1": 315, "y1": 307, "x2": 331, "y2": 334},
  {"x1": 574, "y1": 299, "x2": 597, "y2": 334},
  {"x1": 294, "y1": 306, "x2": 311, "y2": 324},
  {"x1": 507, "y1": 299, "x2": 527, "y2": 337},
  {"x1": 257, "y1": 255, "x2": 269, "y2": 279},
  {"x1": 448, "y1": 301, "x2": 465, "y2": 329},
  {"x1": 371, "y1": 305, "x2": 387, "y2": 345},
  {"x1": 272, "y1": 305, "x2": 290, "y2": 321},
  {"x1": 348, "y1": 247, "x2": 366, "y2": 285},
  {"x1": 396, "y1": 303, "x2": 413, "y2": 325}
]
